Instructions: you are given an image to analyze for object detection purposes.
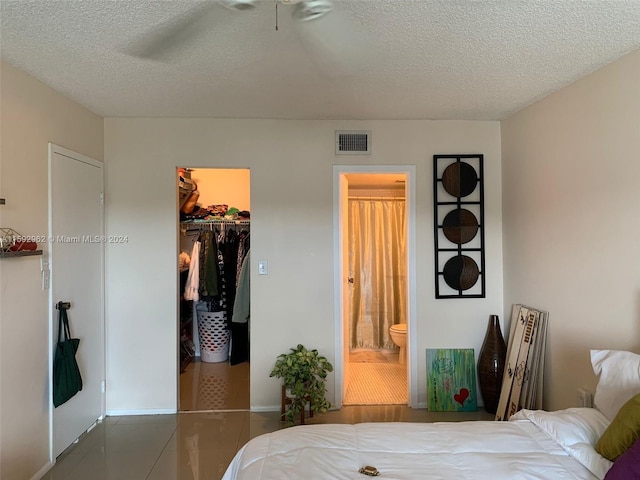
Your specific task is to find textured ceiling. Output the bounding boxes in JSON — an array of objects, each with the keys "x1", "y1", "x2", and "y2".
[{"x1": 1, "y1": 0, "x2": 640, "y2": 120}]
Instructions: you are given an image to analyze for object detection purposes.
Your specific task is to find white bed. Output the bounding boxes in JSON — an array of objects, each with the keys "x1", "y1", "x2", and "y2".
[
  {"x1": 221, "y1": 407, "x2": 613, "y2": 480},
  {"x1": 223, "y1": 349, "x2": 640, "y2": 480}
]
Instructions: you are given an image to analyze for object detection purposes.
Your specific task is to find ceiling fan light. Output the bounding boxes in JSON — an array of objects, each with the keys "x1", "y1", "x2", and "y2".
[
  {"x1": 220, "y1": 0, "x2": 257, "y2": 11},
  {"x1": 292, "y1": 0, "x2": 333, "y2": 21}
]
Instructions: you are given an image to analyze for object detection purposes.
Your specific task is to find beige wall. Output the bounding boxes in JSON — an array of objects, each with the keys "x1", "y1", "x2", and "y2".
[
  {"x1": 501, "y1": 49, "x2": 640, "y2": 411},
  {"x1": 0, "y1": 60, "x2": 104, "y2": 479},
  {"x1": 3, "y1": 42, "x2": 638, "y2": 478},
  {"x1": 188, "y1": 168, "x2": 250, "y2": 212},
  {"x1": 104, "y1": 119, "x2": 503, "y2": 413}
]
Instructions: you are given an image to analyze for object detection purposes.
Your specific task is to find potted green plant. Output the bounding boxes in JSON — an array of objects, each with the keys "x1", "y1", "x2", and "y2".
[{"x1": 269, "y1": 344, "x2": 334, "y2": 426}]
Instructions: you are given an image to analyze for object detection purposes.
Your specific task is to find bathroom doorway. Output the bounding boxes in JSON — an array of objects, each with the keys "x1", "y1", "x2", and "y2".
[{"x1": 333, "y1": 166, "x2": 417, "y2": 408}]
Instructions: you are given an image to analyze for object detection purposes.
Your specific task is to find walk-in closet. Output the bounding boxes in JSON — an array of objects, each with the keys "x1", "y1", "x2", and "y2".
[{"x1": 177, "y1": 168, "x2": 250, "y2": 411}]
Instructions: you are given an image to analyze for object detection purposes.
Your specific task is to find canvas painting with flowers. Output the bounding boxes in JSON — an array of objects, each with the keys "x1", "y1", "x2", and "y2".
[{"x1": 427, "y1": 348, "x2": 478, "y2": 412}]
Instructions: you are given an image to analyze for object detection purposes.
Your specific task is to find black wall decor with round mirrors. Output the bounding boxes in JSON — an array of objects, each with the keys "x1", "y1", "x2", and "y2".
[
  {"x1": 442, "y1": 162, "x2": 478, "y2": 197},
  {"x1": 442, "y1": 208, "x2": 478, "y2": 244},
  {"x1": 433, "y1": 154, "x2": 485, "y2": 298}
]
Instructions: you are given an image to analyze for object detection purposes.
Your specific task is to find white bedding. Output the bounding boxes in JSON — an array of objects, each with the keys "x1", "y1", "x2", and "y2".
[{"x1": 222, "y1": 408, "x2": 612, "y2": 480}]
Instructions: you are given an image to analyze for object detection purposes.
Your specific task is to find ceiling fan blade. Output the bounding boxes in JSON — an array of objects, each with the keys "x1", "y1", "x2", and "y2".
[
  {"x1": 293, "y1": 1, "x2": 372, "y2": 78},
  {"x1": 123, "y1": 1, "x2": 237, "y2": 61},
  {"x1": 291, "y1": 0, "x2": 333, "y2": 21}
]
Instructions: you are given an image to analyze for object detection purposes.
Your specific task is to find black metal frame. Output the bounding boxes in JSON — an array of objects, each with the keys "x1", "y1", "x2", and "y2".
[{"x1": 433, "y1": 154, "x2": 486, "y2": 299}]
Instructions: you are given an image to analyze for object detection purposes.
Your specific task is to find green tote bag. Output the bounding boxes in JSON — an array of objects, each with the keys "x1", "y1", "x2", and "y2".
[{"x1": 53, "y1": 303, "x2": 83, "y2": 408}]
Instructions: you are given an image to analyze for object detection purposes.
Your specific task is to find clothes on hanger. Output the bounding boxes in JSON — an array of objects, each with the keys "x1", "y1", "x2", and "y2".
[
  {"x1": 184, "y1": 241, "x2": 201, "y2": 302},
  {"x1": 222, "y1": 229, "x2": 239, "y2": 325},
  {"x1": 198, "y1": 231, "x2": 221, "y2": 300},
  {"x1": 232, "y1": 250, "x2": 250, "y2": 324},
  {"x1": 181, "y1": 221, "x2": 251, "y2": 364}
]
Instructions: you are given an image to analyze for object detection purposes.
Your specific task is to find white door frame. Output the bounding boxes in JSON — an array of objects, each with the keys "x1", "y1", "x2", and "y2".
[
  {"x1": 333, "y1": 165, "x2": 417, "y2": 408},
  {"x1": 48, "y1": 143, "x2": 105, "y2": 460}
]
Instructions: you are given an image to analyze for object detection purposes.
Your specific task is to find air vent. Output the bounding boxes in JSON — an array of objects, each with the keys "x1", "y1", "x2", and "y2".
[{"x1": 336, "y1": 130, "x2": 371, "y2": 155}]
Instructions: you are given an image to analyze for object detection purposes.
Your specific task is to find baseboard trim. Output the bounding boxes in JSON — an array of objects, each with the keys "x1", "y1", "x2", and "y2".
[
  {"x1": 249, "y1": 405, "x2": 280, "y2": 412},
  {"x1": 32, "y1": 461, "x2": 54, "y2": 480},
  {"x1": 106, "y1": 408, "x2": 176, "y2": 416}
]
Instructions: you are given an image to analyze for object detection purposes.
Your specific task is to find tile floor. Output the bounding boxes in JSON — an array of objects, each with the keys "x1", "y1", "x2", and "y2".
[
  {"x1": 42, "y1": 406, "x2": 493, "y2": 480},
  {"x1": 179, "y1": 360, "x2": 249, "y2": 411},
  {"x1": 344, "y1": 350, "x2": 407, "y2": 405},
  {"x1": 42, "y1": 357, "x2": 492, "y2": 480}
]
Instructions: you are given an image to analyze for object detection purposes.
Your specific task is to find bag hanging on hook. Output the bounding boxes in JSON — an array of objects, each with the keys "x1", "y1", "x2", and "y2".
[{"x1": 53, "y1": 302, "x2": 83, "y2": 407}]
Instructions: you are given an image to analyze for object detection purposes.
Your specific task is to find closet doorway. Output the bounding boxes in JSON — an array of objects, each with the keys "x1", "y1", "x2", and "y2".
[
  {"x1": 334, "y1": 165, "x2": 417, "y2": 408},
  {"x1": 177, "y1": 168, "x2": 251, "y2": 412}
]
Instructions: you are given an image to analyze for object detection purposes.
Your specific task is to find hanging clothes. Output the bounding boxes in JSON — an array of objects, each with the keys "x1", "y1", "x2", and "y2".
[
  {"x1": 198, "y1": 231, "x2": 221, "y2": 300},
  {"x1": 230, "y1": 237, "x2": 250, "y2": 365},
  {"x1": 232, "y1": 250, "x2": 250, "y2": 324},
  {"x1": 179, "y1": 251, "x2": 191, "y2": 297},
  {"x1": 184, "y1": 241, "x2": 201, "y2": 302},
  {"x1": 221, "y1": 229, "x2": 239, "y2": 326},
  {"x1": 181, "y1": 220, "x2": 250, "y2": 364},
  {"x1": 236, "y1": 234, "x2": 246, "y2": 288}
]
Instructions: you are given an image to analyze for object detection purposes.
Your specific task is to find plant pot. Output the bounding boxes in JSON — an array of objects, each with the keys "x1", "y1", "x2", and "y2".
[{"x1": 281, "y1": 384, "x2": 313, "y2": 425}]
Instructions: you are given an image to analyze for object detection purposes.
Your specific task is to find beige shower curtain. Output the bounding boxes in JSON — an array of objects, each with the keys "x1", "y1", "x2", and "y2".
[{"x1": 349, "y1": 199, "x2": 407, "y2": 350}]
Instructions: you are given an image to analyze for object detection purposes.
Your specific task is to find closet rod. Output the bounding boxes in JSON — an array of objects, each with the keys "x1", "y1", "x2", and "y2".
[
  {"x1": 181, "y1": 219, "x2": 250, "y2": 225},
  {"x1": 180, "y1": 219, "x2": 250, "y2": 234}
]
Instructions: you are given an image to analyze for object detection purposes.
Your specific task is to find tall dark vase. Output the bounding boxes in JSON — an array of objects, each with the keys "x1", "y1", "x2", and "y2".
[{"x1": 477, "y1": 315, "x2": 507, "y2": 415}]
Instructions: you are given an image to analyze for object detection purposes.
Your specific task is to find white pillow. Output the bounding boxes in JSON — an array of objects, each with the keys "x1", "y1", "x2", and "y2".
[
  {"x1": 591, "y1": 349, "x2": 640, "y2": 421},
  {"x1": 511, "y1": 408, "x2": 612, "y2": 479},
  {"x1": 511, "y1": 407, "x2": 610, "y2": 446}
]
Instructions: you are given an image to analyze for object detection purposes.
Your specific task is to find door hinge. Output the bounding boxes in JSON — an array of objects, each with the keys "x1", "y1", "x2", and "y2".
[
  {"x1": 101, "y1": 380, "x2": 106, "y2": 393},
  {"x1": 100, "y1": 192, "x2": 104, "y2": 205}
]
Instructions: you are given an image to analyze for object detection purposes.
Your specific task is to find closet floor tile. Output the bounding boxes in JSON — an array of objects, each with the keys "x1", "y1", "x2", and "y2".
[{"x1": 179, "y1": 360, "x2": 249, "y2": 411}]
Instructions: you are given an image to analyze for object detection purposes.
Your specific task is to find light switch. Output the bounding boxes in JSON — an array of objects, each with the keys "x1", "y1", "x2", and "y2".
[{"x1": 258, "y1": 260, "x2": 268, "y2": 275}]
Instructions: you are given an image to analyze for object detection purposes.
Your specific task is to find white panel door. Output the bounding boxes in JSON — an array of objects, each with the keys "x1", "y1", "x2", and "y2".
[{"x1": 49, "y1": 144, "x2": 104, "y2": 458}]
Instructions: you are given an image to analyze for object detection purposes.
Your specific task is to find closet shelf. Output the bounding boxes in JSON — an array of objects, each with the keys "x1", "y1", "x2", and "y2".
[{"x1": 0, "y1": 249, "x2": 43, "y2": 258}]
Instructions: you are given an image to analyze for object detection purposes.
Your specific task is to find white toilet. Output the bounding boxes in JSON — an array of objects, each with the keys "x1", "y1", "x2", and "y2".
[{"x1": 389, "y1": 323, "x2": 407, "y2": 364}]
